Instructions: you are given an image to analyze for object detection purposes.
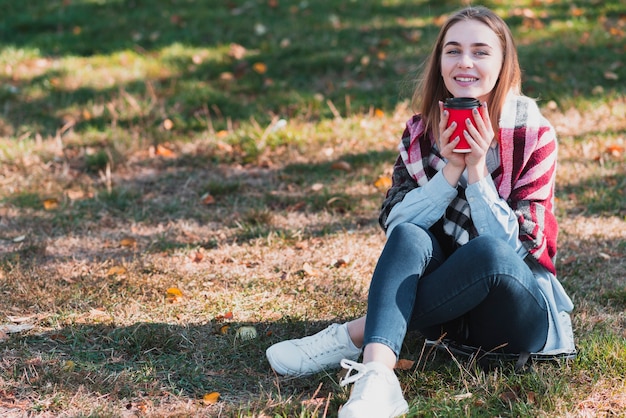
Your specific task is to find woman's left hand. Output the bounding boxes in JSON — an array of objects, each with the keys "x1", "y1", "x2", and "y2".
[{"x1": 463, "y1": 102, "x2": 495, "y2": 182}]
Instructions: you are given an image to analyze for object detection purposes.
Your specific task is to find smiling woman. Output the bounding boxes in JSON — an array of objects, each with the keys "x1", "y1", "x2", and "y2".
[{"x1": 265, "y1": 6, "x2": 576, "y2": 417}]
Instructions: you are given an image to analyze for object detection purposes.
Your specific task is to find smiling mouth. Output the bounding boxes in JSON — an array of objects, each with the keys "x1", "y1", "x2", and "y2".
[{"x1": 455, "y1": 77, "x2": 478, "y2": 82}]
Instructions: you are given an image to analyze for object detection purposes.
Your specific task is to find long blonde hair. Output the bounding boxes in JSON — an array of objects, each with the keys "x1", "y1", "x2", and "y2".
[{"x1": 412, "y1": 6, "x2": 521, "y2": 137}]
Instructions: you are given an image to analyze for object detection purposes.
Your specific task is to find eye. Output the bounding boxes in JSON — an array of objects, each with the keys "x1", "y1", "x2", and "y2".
[{"x1": 445, "y1": 48, "x2": 461, "y2": 55}]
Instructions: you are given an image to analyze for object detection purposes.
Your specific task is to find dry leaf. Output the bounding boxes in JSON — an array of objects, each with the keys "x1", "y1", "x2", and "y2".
[
  {"x1": 394, "y1": 359, "x2": 415, "y2": 370},
  {"x1": 7, "y1": 315, "x2": 37, "y2": 323},
  {"x1": 215, "y1": 311, "x2": 234, "y2": 321},
  {"x1": 499, "y1": 391, "x2": 519, "y2": 402},
  {"x1": 252, "y1": 62, "x2": 267, "y2": 74},
  {"x1": 236, "y1": 326, "x2": 257, "y2": 341},
  {"x1": 0, "y1": 330, "x2": 8, "y2": 342},
  {"x1": 228, "y1": 43, "x2": 247, "y2": 60},
  {"x1": 374, "y1": 175, "x2": 392, "y2": 191},
  {"x1": 203, "y1": 392, "x2": 221, "y2": 405},
  {"x1": 13, "y1": 235, "x2": 26, "y2": 243},
  {"x1": 453, "y1": 392, "x2": 473, "y2": 401},
  {"x1": 106, "y1": 266, "x2": 127, "y2": 276},
  {"x1": 191, "y1": 251, "x2": 204, "y2": 263},
  {"x1": 166, "y1": 287, "x2": 184, "y2": 303},
  {"x1": 120, "y1": 237, "x2": 137, "y2": 248},
  {"x1": 43, "y1": 198, "x2": 59, "y2": 210},
  {"x1": 331, "y1": 160, "x2": 352, "y2": 171},
  {"x1": 302, "y1": 262, "x2": 319, "y2": 276},
  {"x1": 0, "y1": 324, "x2": 35, "y2": 334},
  {"x1": 219, "y1": 324, "x2": 230, "y2": 335},
  {"x1": 334, "y1": 257, "x2": 349, "y2": 268},
  {"x1": 606, "y1": 144, "x2": 624, "y2": 157},
  {"x1": 162, "y1": 119, "x2": 174, "y2": 130},
  {"x1": 374, "y1": 108, "x2": 385, "y2": 117},
  {"x1": 62, "y1": 360, "x2": 75, "y2": 372},
  {"x1": 156, "y1": 144, "x2": 176, "y2": 158},
  {"x1": 201, "y1": 193, "x2": 215, "y2": 205}
]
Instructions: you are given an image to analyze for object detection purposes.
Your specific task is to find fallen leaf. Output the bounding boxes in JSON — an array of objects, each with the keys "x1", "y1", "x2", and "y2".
[
  {"x1": 334, "y1": 257, "x2": 349, "y2": 268},
  {"x1": 374, "y1": 175, "x2": 392, "y2": 191},
  {"x1": 228, "y1": 43, "x2": 247, "y2": 60},
  {"x1": 191, "y1": 251, "x2": 204, "y2": 263},
  {"x1": 120, "y1": 237, "x2": 137, "y2": 248},
  {"x1": 7, "y1": 315, "x2": 37, "y2": 323},
  {"x1": 331, "y1": 161, "x2": 352, "y2": 171},
  {"x1": 12, "y1": 235, "x2": 26, "y2": 243},
  {"x1": 527, "y1": 391, "x2": 536, "y2": 404},
  {"x1": 374, "y1": 108, "x2": 385, "y2": 117},
  {"x1": 453, "y1": 392, "x2": 473, "y2": 401},
  {"x1": 203, "y1": 392, "x2": 221, "y2": 405},
  {"x1": 201, "y1": 193, "x2": 215, "y2": 205},
  {"x1": 605, "y1": 144, "x2": 624, "y2": 157},
  {"x1": 62, "y1": 360, "x2": 75, "y2": 372},
  {"x1": 166, "y1": 287, "x2": 184, "y2": 303},
  {"x1": 604, "y1": 71, "x2": 619, "y2": 80},
  {"x1": 215, "y1": 311, "x2": 234, "y2": 321},
  {"x1": 302, "y1": 262, "x2": 319, "y2": 277},
  {"x1": 43, "y1": 198, "x2": 59, "y2": 210},
  {"x1": 499, "y1": 391, "x2": 519, "y2": 403},
  {"x1": 162, "y1": 119, "x2": 174, "y2": 130},
  {"x1": 156, "y1": 144, "x2": 176, "y2": 158},
  {"x1": 219, "y1": 324, "x2": 230, "y2": 335},
  {"x1": 252, "y1": 62, "x2": 267, "y2": 74},
  {"x1": 106, "y1": 266, "x2": 127, "y2": 276},
  {"x1": 0, "y1": 324, "x2": 34, "y2": 334},
  {"x1": 236, "y1": 326, "x2": 257, "y2": 341},
  {"x1": 394, "y1": 359, "x2": 415, "y2": 370}
]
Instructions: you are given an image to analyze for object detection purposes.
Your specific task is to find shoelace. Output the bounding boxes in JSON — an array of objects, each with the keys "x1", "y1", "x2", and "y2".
[
  {"x1": 339, "y1": 359, "x2": 368, "y2": 387},
  {"x1": 299, "y1": 325, "x2": 340, "y2": 356}
]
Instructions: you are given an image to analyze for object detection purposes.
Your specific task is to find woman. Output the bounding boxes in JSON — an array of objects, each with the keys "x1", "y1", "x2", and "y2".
[{"x1": 266, "y1": 6, "x2": 576, "y2": 417}]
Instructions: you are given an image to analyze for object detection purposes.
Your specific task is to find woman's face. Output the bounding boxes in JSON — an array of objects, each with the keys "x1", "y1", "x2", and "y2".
[{"x1": 440, "y1": 19, "x2": 504, "y2": 103}]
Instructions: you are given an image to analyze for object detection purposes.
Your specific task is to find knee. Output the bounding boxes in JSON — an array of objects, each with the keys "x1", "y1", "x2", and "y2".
[
  {"x1": 387, "y1": 222, "x2": 430, "y2": 245},
  {"x1": 466, "y1": 236, "x2": 517, "y2": 268}
]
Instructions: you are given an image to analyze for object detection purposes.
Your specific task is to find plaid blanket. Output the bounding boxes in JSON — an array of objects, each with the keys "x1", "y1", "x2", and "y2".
[{"x1": 380, "y1": 95, "x2": 558, "y2": 274}]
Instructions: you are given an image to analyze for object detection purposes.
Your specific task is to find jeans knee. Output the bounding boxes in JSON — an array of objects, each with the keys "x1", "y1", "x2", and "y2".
[
  {"x1": 387, "y1": 222, "x2": 430, "y2": 247},
  {"x1": 465, "y1": 236, "x2": 518, "y2": 270}
]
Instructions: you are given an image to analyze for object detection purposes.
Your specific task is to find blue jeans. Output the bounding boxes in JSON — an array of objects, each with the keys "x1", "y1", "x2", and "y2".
[{"x1": 363, "y1": 222, "x2": 548, "y2": 358}]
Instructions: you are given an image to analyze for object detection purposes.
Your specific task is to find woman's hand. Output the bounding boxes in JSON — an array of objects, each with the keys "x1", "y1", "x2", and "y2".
[
  {"x1": 438, "y1": 101, "x2": 466, "y2": 186},
  {"x1": 463, "y1": 102, "x2": 495, "y2": 183}
]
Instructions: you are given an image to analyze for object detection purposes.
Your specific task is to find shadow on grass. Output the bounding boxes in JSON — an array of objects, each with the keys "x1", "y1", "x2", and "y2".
[
  {"x1": 1, "y1": 0, "x2": 625, "y2": 136},
  {"x1": 0, "y1": 319, "x2": 359, "y2": 415}
]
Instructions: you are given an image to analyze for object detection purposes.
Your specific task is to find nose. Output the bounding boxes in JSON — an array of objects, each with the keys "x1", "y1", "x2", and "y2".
[{"x1": 457, "y1": 53, "x2": 473, "y2": 68}]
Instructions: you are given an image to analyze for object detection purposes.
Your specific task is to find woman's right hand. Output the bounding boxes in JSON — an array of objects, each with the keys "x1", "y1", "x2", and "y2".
[{"x1": 438, "y1": 101, "x2": 466, "y2": 186}]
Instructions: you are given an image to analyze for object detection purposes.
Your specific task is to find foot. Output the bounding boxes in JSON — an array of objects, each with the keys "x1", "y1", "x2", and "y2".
[
  {"x1": 266, "y1": 323, "x2": 361, "y2": 376},
  {"x1": 338, "y1": 359, "x2": 409, "y2": 418}
]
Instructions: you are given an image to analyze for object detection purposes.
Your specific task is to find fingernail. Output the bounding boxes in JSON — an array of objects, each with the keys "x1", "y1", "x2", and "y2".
[
  {"x1": 473, "y1": 108, "x2": 479, "y2": 114},
  {"x1": 466, "y1": 118, "x2": 471, "y2": 124}
]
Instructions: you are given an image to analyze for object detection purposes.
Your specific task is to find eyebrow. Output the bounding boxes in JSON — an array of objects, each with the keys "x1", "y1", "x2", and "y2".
[{"x1": 444, "y1": 41, "x2": 493, "y2": 49}]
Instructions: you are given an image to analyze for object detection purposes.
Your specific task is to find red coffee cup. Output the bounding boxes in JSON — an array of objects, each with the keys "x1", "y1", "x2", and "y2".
[{"x1": 444, "y1": 97, "x2": 482, "y2": 153}]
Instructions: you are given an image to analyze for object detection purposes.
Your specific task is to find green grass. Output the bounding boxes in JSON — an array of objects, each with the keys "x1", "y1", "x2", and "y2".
[{"x1": 0, "y1": 0, "x2": 625, "y2": 416}]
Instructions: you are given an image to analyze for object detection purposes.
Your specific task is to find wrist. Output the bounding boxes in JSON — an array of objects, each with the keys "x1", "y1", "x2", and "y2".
[
  {"x1": 442, "y1": 163, "x2": 464, "y2": 186},
  {"x1": 467, "y1": 163, "x2": 488, "y2": 184}
]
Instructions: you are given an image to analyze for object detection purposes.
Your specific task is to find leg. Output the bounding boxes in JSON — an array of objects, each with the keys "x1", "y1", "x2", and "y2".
[
  {"x1": 411, "y1": 235, "x2": 548, "y2": 353},
  {"x1": 362, "y1": 222, "x2": 446, "y2": 359}
]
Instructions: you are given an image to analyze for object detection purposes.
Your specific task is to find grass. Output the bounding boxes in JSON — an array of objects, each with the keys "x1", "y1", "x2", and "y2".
[{"x1": 0, "y1": 0, "x2": 625, "y2": 416}]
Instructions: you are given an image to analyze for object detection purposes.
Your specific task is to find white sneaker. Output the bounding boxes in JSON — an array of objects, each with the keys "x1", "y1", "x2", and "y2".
[
  {"x1": 266, "y1": 323, "x2": 361, "y2": 376},
  {"x1": 338, "y1": 359, "x2": 409, "y2": 418}
]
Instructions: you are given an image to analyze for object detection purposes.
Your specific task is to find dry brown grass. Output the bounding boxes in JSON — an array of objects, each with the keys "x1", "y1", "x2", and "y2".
[{"x1": 0, "y1": 97, "x2": 625, "y2": 417}]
